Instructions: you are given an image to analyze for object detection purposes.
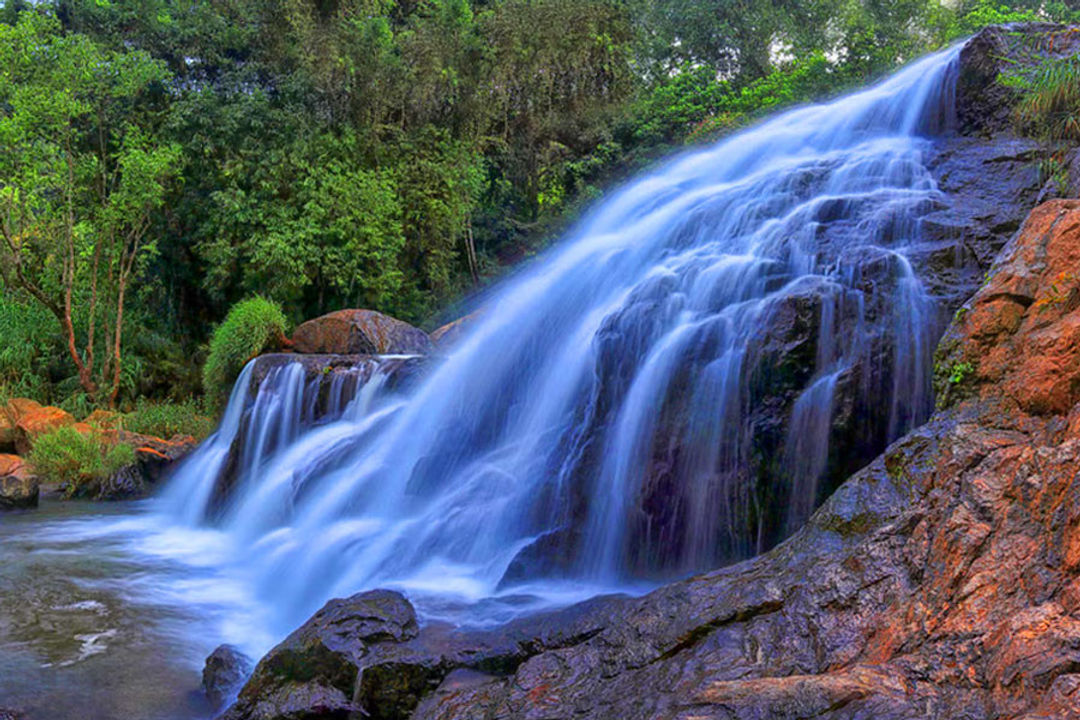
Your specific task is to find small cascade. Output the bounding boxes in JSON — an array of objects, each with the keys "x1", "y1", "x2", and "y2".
[
  {"x1": 160, "y1": 46, "x2": 968, "y2": 633},
  {"x1": 162, "y1": 355, "x2": 416, "y2": 525}
]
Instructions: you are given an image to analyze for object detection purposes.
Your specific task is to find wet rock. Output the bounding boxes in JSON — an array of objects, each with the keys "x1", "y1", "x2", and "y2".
[
  {"x1": 203, "y1": 644, "x2": 254, "y2": 710},
  {"x1": 222, "y1": 589, "x2": 420, "y2": 720},
  {"x1": 13, "y1": 405, "x2": 75, "y2": 456},
  {"x1": 292, "y1": 309, "x2": 434, "y2": 356},
  {"x1": 128, "y1": 432, "x2": 199, "y2": 485},
  {"x1": 0, "y1": 454, "x2": 37, "y2": 509}
]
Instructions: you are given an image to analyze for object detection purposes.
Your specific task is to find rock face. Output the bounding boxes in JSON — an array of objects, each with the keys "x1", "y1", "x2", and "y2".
[
  {"x1": 204, "y1": 645, "x2": 255, "y2": 710},
  {"x1": 0, "y1": 454, "x2": 37, "y2": 509},
  {"x1": 226, "y1": 199, "x2": 1080, "y2": 719},
  {"x1": 292, "y1": 309, "x2": 434, "y2": 356},
  {"x1": 937, "y1": 199, "x2": 1080, "y2": 414}
]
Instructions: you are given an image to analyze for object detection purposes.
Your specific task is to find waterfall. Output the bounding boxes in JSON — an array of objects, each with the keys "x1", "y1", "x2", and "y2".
[{"x1": 162, "y1": 47, "x2": 961, "y2": 631}]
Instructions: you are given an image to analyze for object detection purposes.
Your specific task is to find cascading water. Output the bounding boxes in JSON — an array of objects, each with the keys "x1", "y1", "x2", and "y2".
[{"x1": 158, "y1": 46, "x2": 962, "y2": 635}]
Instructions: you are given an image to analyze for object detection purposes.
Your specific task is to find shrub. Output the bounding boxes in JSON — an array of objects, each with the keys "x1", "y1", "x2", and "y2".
[
  {"x1": 122, "y1": 398, "x2": 215, "y2": 441},
  {"x1": 203, "y1": 297, "x2": 289, "y2": 403},
  {"x1": 28, "y1": 426, "x2": 135, "y2": 498}
]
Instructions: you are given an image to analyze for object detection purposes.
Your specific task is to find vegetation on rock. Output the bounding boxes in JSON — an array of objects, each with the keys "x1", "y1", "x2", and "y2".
[{"x1": 203, "y1": 297, "x2": 289, "y2": 404}]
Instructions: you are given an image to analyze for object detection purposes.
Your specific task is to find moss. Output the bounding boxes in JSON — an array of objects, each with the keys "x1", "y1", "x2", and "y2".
[{"x1": 817, "y1": 510, "x2": 880, "y2": 538}]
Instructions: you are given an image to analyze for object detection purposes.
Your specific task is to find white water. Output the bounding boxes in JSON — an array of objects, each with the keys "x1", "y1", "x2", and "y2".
[{"x1": 14, "y1": 47, "x2": 964, "y2": 665}]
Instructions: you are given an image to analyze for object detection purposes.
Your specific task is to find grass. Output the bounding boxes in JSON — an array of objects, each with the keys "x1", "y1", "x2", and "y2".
[
  {"x1": 203, "y1": 296, "x2": 289, "y2": 404},
  {"x1": 120, "y1": 398, "x2": 216, "y2": 441},
  {"x1": 27, "y1": 426, "x2": 135, "y2": 498}
]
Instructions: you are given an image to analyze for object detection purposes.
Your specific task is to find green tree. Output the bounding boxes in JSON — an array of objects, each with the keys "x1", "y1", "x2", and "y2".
[{"x1": 0, "y1": 11, "x2": 180, "y2": 405}]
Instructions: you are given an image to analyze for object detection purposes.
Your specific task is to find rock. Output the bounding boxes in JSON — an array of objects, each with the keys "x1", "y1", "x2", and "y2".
[
  {"x1": 955, "y1": 23, "x2": 1080, "y2": 136},
  {"x1": 203, "y1": 644, "x2": 254, "y2": 710},
  {"x1": 936, "y1": 199, "x2": 1080, "y2": 414},
  {"x1": 0, "y1": 454, "x2": 37, "y2": 509},
  {"x1": 0, "y1": 710, "x2": 26, "y2": 720},
  {"x1": 292, "y1": 309, "x2": 434, "y2": 356},
  {"x1": 13, "y1": 405, "x2": 75, "y2": 456},
  {"x1": 84, "y1": 409, "x2": 122, "y2": 429},
  {"x1": 229, "y1": 194, "x2": 1080, "y2": 719},
  {"x1": 430, "y1": 311, "x2": 481, "y2": 349},
  {"x1": 0, "y1": 398, "x2": 41, "y2": 453},
  {"x1": 130, "y1": 432, "x2": 198, "y2": 484},
  {"x1": 223, "y1": 590, "x2": 420, "y2": 720}
]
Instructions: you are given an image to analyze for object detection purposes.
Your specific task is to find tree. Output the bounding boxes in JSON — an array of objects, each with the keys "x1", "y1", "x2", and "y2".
[{"x1": 0, "y1": 11, "x2": 180, "y2": 405}]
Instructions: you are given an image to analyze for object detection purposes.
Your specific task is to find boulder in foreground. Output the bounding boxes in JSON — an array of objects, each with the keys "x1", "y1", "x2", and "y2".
[{"x1": 291, "y1": 309, "x2": 434, "y2": 356}]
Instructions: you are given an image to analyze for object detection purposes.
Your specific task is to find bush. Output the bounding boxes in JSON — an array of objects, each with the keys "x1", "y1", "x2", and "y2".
[
  {"x1": 27, "y1": 426, "x2": 135, "y2": 498},
  {"x1": 122, "y1": 398, "x2": 216, "y2": 441},
  {"x1": 203, "y1": 297, "x2": 289, "y2": 403}
]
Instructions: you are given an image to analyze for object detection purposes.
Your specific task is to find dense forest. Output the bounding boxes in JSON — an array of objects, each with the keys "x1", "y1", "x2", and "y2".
[{"x1": 1, "y1": 0, "x2": 1077, "y2": 415}]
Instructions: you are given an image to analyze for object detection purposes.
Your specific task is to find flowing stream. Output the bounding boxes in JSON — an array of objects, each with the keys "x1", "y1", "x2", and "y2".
[{"x1": 2, "y1": 46, "x2": 964, "y2": 719}]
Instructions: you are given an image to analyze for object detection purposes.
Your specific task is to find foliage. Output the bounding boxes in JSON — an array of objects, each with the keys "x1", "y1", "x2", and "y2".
[
  {"x1": 27, "y1": 425, "x2": 135, "y2": 497},
  {"x1": 0, "y1": 294, "x2": 64, "y2": 400},
  {"x1": 949, "y1": 361, "x2": 976, "y2": 385},
  {"x1": 1011, "y1": 55, "x2": 1080, "y2": 145},
  {"x1": 0, "y1": 11, "x2": 180, "y2": 405},
  {"x1": 0, "y1": 0, "x2": 1076, "y2": 415},
  {"x1": 203, "y1": 297, "x2": 289, "y2": 402},
  {"x1": 121, "y1": 398, "x2": 215, "y2": 441}
]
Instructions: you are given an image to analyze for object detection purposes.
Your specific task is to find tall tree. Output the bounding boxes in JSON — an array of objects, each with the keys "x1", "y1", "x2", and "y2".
[{"x1": 0, "y1": 11, "x2": 180, "y2": 404}]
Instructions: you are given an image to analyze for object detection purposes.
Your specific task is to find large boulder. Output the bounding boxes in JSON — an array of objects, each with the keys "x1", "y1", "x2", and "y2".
[
  {"x1": 227, "y1": 197, "x2": 1080, "y2": 720},
  {"x1": 14, "y1": 405, "x2": 74, "y2": 455},
  {"x1": 0, "y1": 454, "x2": 38, "y2": 509},
  {"x1": 291, "y1": 310, "x2": 434, "y2": 356}
]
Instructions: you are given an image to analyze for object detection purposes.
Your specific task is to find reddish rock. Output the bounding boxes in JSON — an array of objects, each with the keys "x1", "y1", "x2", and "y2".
[
  {"x1": 937, "y1": 199, "x2": 1080, "y2": 414},
  {"x1": 0, "y1": 454, "x2": 38, "y2": 509},
  {"x1": 291, "y1": 309, "x2": 434, "y2": 356},
  {"x1": 83, "y1": 409, "x2": 122, "y2": 429},
  {"x1": 430, "y1": 311, "x2": 481, "y2": 349},
  {"x1": 0, "y1": 399, "x2": 41, "y2": 453},
  {"x1": 13, "y1": 406, "x2": 75, "y2": 455}
]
